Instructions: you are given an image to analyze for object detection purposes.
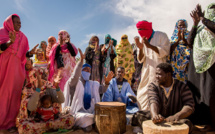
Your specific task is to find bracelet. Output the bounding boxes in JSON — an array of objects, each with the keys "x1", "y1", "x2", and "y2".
[
  {"x1": 36, "y1": 88, "x2": 41, "y2": 93},
  {"x1": 192, "y1": 25, "x2": 198, "y2": 28}
]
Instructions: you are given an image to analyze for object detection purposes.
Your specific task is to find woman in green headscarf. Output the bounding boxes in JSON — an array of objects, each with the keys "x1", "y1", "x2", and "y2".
[
  {"x1": 103, "y1": 34, "x2": 117, "y2": 76},
  {"x1": 187, "y1": 3, "x2": 215, "y2": 128}
]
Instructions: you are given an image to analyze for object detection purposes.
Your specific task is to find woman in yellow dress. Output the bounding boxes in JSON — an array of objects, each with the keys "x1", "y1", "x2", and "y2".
[{"x1": 115, "y1": 34, "x2": 135, "y2": 84}]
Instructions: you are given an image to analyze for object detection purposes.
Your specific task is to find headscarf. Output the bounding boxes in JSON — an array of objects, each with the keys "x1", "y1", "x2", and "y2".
[
  {"x1": 136, "y1": 21, "x2": 153, "y2": 39},
  {"x1": 111, "y1": 38, "x2": 117, "y2": 47},
  {"x1": 89, "y1": 36, "x2": 99, "y2": 50},
  {"x1": 193, "y1": 3, "x2": 215, "y2": 73},
  {"x1": 0, "y1": 14, "x2": 29, "y2": 65},
  {"x1": 170, "y1": 19, "x2": 189, "y2": 45},
  {"x1": 46, "y1": 36, "x2": 56, "y2": 58},
  {"x1": 33, "y1": 48, "x2": 48, "y2": 68},
  {"x1": 115, "y1": 34, "x2": 135, "y2": 84},
  {"x1": 105, "y1": 34, "x2": 111, "y2": 45},
  {"x1": 82, "y1": 64, "x2": 92, "y2": 110},
  {"x1": 48, "y1": 30, "x2": 78, "y2": 80},
  {"x1": 39, "y1": 41, "x2": 47, "y2": 49}
]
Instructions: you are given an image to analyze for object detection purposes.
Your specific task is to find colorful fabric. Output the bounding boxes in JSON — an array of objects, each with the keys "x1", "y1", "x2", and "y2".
[
  {"x1": 136, "y1": 21, "x2": 153, "y2": 39},
  {"x1": 48, "y1": 30, "x2": 77, "y2": 91},
  {"x1": 17, "y1": 68, "x2": 74, "y2": 133},
  {"x1": 102, "y1": 78, "x2": 139, "y2": 114},
  {"x1": 114, "y1": 34, "x2": 135, "y2": 84},
  {"x1": 46, "y1": 36, "x2": 56, "y2": 59},
  {"x1": 89, "y1": 36, "x2": 101, "y2": 82},
  {"x1": 18, "y1": 114, "x2": 74, "y2": 134},
  {"x1": 36, "y1": 107, "x2": 59, "y2": 122},
  {"x1": 33, "y1": 50, "x2": 48, "y2": 68},
  {"x1": 104, "y1": 34, "x2": 117, "y2": 76},
  {"x1": 169, "y1": 19, "x2": 190, "y2": 82},
  {"x1": 82, "y1": 71, "x2": 92, "y2": 110},
  {"x1": 82, "y1": 63, "x2": 91, "y2": 69},
  {"x1": 39, "y1": 41, "x2": 47, "y2": 48},
  {"x1": 0, "y1": 14, "x2": 29, "y2": 129},
  {"x1": 193, "y1": 3, "x2": 215, "y2": 73}
]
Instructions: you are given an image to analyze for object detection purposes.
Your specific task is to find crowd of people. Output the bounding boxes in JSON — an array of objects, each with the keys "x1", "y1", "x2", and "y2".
[{"x1": 0, "y1": 3, "x2": 214, "y2": 134}]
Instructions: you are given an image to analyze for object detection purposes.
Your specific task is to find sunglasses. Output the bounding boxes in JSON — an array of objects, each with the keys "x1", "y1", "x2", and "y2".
[{"x1": 122, "y1": 37, "x2": 127, "y2": 39}]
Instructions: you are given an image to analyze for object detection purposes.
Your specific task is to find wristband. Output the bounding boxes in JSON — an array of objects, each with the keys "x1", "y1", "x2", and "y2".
[
  {"x1": 56, "y1": 88, "x2": 61, "y2": 92},
  {"x1": 36, "y1": 88, "x2": 41, "y2": 93},
  {"x1": 192, "y1": 25, "x2": 198, "y2": 28}
]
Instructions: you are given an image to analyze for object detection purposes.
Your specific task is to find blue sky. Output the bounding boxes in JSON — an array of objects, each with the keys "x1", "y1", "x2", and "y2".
[{"x1": 0, "y1": 0, "x2": 212, "y2": 54}]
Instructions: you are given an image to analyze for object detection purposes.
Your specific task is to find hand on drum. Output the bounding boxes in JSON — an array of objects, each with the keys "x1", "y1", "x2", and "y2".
[
  {"x1": 152, "y1": 114, "x2": 164, "y2": 124},
  {"x1": 165, "y1": 114, "x2": 180, "y2": 123}
]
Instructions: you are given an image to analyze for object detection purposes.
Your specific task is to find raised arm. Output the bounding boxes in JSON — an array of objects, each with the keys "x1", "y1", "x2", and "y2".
[
  {"x1": 99, "y1": 71, "x2": 114, "y2": 94},
  {"x1": 67, "y1": 48, "x2": 84, "y2": 90}
]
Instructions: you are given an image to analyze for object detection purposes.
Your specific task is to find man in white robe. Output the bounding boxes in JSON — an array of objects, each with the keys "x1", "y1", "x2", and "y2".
[
  {"x1": 62, "y1": 49, "x2": 114, "y2": 132},
  {"x1": 135, "y1": 20, "x2": 170, "y2": 110}
]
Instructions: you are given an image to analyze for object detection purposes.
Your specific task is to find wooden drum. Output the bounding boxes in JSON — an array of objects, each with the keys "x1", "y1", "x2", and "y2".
[
  {"x1": 95, "y1": 102, "x2": 126, "y2": 134},
  {"x1": 142, "y1": 120, "x2": 189, "y2": 134}
]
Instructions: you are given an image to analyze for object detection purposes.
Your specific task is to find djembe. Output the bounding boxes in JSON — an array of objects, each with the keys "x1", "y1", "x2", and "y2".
[
  {"x1": 95, "y1": 102, "x2": 126, "y2": 134},
  {"x1": 142, "y1": 120, "x2": 189, "y2": 134}
]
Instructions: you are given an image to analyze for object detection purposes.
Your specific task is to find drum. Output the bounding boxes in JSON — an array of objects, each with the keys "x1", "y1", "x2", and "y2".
[
  {"x1": 142, "y1": 120, "x2": 189, "y2": 134},
  {"x1": 95, "y1": 102, "x2": 126, "y2": 134}
]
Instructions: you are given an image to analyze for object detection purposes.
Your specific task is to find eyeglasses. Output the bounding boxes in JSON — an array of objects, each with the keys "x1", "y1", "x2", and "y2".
[{"x1": 122, "y1": 37, "x2": 127, "y2": 39}]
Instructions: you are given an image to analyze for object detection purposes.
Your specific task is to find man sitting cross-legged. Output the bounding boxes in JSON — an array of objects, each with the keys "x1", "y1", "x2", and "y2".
[
  {"x1": 102, "y1": 67, "x2": 139, "y2": 114},
  {"x1": 62, "y1": 48, "x2": 114, "y2": 132},
  {"x1": 132, "y1": 63, "x2": 194, "y2": 133}
]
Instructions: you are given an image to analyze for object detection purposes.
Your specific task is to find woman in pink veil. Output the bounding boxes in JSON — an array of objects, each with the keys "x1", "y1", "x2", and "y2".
[
  {"x1": 0, "y1": 14, "x2": 29, "y2": 131},
  {"x1": 48, "y1": 30, "x2": 77, "y2": 91}
]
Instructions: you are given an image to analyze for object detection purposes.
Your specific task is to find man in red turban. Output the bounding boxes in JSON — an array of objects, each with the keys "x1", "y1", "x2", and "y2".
[{"x1": 134, "y1": 20, "x2": 170, "y2": 111}]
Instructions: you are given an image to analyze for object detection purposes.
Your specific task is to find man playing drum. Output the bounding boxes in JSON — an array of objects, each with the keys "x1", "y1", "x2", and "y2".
[{"x1": 132, "y1": 63, "x2": 194, "y2": 133}]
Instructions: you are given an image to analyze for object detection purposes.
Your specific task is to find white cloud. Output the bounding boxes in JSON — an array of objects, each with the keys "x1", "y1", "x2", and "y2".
[
  {"x1": 14, "y1": 0, "x2": 31, "y2": 19},
  {"x1": 108, "y1": 0, "x2": 213, "y2": 43}
]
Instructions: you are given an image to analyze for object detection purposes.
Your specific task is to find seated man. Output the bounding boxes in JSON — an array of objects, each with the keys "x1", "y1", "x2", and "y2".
[
  {"x1": 102, "y1": 67, "x2": 139, "y2": 114},
  {"x1": 132, "y1": 63, "x2": 194, "y2": 133},
  {"x1": 62, "y1": 48, "x2": 114, "y2": 132}
]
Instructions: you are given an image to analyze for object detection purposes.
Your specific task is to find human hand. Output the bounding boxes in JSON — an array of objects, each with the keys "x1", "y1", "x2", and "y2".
[
  {"x1": 135, "y1": 37, "x2": 143, "y2": 49},
  {"x1": 9, "y1": 30, "x2": 16, "y2": 43},
  {"x1": 196, "y1": 4, "x2": 204, "y2": 18},
  {"x1": 78, "y1": 48, "x2": 85, "y2": 62},
  {"x1": 177, "y1": 29, "x2": 182, "y2": 41},
  {"x1": 142, "y1": 37, "x2": 150, "y2": 47},
  {"x1": 53, "y1": 69, "x2": 62, "y2": 88},
  {"x1": 190, "y1": 9, "x2": 200, "y2": 26},
  {"x1": 128, "y1": 95, "x2": 137, "y2": 103},
  {"x1": 152, "y1": 114, "x2": 164, "y2": 124},
  {"x1": 104, "y1": 71, "x2": 114, "y2": 85},
  {"x1": 109, "y1": 40, "x2": 113, "y2": 47},
  {"x1": 181, "y1": 30, "x2": 186, "y2": 42},
  {"x1": 35, "y1": 71, "x2": 42, "y2": 88},
  {"x1": 165, "y1": 114, "x2": 180, "y2": 123},
  {"x1": 30, "y1": 44, "x2": 39, "y2": 55}
]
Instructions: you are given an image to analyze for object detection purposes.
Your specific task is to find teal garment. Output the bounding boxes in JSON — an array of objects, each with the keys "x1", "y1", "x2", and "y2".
[
  {"x1": 193, "y1": 3, "x2": 215, "y2": 73},
  {"x1": 105, "y1": 34, "x2": 111, "y2": 44},
  {"x1": 102, "y1": 78, "x2": 139, "y2": 114},
  {"x1": 104, "y1": 34, "x2": 117, "y2": 76}
]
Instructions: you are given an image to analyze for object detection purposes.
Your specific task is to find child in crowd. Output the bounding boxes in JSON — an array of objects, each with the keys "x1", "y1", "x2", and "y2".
[
  {"x1": 33, "y1": 48, "x2": 48, "y2": 69},
  {"x1": 35, "y1": 95, "x2": 59, "y2": 122}
]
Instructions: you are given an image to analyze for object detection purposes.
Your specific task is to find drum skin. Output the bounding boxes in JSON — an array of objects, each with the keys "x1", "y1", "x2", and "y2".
[
  {"x1": 142, "y1": 120, "x2": 189, "y2": 134},
  {"x1": 95, "y1": 102, "x2": 126, "y2": 134}
]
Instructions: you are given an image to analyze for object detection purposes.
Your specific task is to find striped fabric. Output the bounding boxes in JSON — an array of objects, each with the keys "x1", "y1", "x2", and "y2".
[{"x1": 147, "y1": 79, "x2": 194, "y2": 117}]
